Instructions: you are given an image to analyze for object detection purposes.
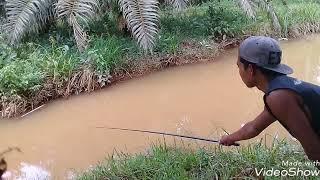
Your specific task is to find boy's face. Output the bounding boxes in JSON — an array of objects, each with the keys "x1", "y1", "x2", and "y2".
[{"x1": 237, "y1": 55, "x2": 255, "y2": 88}]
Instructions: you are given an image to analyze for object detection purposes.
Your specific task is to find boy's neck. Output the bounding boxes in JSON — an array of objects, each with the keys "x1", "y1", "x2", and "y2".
[{"x1": 255, "y1": 76, "x2": 271, "y2": 93}]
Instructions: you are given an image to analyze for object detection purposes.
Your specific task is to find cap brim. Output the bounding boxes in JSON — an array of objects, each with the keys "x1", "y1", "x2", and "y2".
[{"x1": 262, "y1": 64, "x2": 293, "y2": 75}]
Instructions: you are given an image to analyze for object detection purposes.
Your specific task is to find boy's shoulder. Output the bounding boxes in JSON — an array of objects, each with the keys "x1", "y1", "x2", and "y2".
[
  {"x1": 267, "y1": 75, "x2": 320, "y2": 95},
  {"x1": 264, "y1": 89, "x2": 307, "y2": 125},
  {"x1": 266, "y1": 89, "x2": 299, "y2": 104}
]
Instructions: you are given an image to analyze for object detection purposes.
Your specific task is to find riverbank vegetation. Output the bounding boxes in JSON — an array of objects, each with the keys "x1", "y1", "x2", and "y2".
[
  {"x1": 1, "y1": 0, "x2": 320, "y2": 118},
  {"x1": 78, "y1": 139, "x2": 319, "y2": 179}
]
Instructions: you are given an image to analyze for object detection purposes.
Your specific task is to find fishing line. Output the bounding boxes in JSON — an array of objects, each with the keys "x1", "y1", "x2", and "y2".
[{"x1": 96, "y1": 126, "x2": 240, "y2": 146}]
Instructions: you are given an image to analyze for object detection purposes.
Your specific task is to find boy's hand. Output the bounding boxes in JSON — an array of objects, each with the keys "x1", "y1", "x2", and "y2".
[{"x1": 219, "y1": 135, "x2": 237, "y2": 146}]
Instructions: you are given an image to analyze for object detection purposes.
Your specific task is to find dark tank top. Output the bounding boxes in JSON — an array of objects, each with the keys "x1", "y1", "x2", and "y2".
[{"x1": 263, "y1": 75, "x2": 320, "y2": 137}]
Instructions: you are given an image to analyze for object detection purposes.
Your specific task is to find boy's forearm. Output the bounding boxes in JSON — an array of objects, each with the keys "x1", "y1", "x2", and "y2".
[
  {"x1": 227, "y1": 109, "x2": 275, "y2": 142},
  {"x1": 227, "y1": 122, "x2": 260, "y2": 142}
]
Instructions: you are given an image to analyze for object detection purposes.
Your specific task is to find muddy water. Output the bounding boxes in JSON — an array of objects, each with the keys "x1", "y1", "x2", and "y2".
[{"x1": 1, "y1": 35, "x2": 320, "y2": 179}]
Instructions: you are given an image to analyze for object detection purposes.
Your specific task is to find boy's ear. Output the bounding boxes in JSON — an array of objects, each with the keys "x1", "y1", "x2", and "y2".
[{"x1": 248, "y1": 64, "x2": 255, "y2": 75}]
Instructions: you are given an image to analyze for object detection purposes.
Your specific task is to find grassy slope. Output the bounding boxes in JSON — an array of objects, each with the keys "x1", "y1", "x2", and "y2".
[{"x1": 78, "y1": 140, "x2": 319, "y2": 179}]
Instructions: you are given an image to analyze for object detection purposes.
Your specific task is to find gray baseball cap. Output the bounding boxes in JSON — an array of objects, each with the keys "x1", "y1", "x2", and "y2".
[{"x1": 239, "y1": 36, "x2": 293, "y2": 75}]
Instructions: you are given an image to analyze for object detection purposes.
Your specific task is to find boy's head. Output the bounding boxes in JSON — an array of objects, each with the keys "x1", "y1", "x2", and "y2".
[{"x1": 237, "y1": 36, "x2": 293, "y2": 88}]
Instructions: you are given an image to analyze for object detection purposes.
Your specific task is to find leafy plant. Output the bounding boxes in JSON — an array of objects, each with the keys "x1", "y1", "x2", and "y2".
[
  {"x1": 0, "y1": 36, "x2": 17, "y2": 69},
  {"x1": 0, "y1": 59, "x2": 44, "y2": 96},
  {"x1": 87, "y1": 36, "x2": 126, "y2": 75},
  {"x1": 154, "y1": 33, "x2": 181, "y2": 54},
  {"x1": 207, "y1": 6, "x2": 232, "y2": 38}
]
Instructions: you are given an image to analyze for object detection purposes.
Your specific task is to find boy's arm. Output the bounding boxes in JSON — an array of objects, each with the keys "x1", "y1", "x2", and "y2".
[{"x1": 219, "y1": 107, "x2": 276, "y2": 146}]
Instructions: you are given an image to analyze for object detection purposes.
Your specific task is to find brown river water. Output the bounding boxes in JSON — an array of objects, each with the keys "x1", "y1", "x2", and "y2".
[{"x1": 1, "y1": 35, "x2": 320, "y2": 179}]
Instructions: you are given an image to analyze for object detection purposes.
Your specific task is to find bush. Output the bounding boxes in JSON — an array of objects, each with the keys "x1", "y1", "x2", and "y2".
[
  {"x1": 87, "y1": 36, "x2": 130, "y2": 75},
  {"x1": 0, "y1": 39, "x2": 82, "y2": 96},
  {"x1": 154, "y1": 33, "x2": 181, "y2": 54},
  {"x1": 0, "y1": 60, "x2": 44, "y2": 96},
  {"x1": 276, "y1": 2, "x2": 320, "y2": 35},
  {"x1": 160, "y1": 0, "x2": 251, "y2": 40},
  {"x1": 0, "y1": 38, "x2": 17, "y2": 69}
]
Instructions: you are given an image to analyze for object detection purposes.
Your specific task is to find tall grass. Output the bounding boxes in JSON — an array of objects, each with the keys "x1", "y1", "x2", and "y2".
[
  {"x1": 87, "y1": 36, "x2": 139, "y2": 75},
  {"x1": 78, "y1": 139, "x2": 318, "y2": 179},
  {"x1": 0, "y1": 41, "x2": 81, "y2": 97},
  {"x1": 0, "y1": 59, "x2": 44, "y2": 96},
  {"x1": 275, "y1": 2, "x2": 320, "y2": 36},
  {"x1": 160, "y1": 0, "x2": 252, "y2": 40}
]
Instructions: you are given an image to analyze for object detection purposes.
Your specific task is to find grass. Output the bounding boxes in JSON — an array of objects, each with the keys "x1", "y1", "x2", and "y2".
[
  {"x1": 0, "y1": 41, "x2": 81, "y2": 96},
  {"x1": 274, "y1": 1, "x2": 320, "y2": 36},
  {"x1": 1, "y1": 0, "x2": 320, "y2": 117},
  {"x1": 159, "y1": 0, "x2": 252, "y2": 40},
  {"x1": 77, "y1": 139, "x2": 319, "y2": 179}
]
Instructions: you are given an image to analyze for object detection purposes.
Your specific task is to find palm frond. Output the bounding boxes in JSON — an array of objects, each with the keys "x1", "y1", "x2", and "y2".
[
  {"x1": 0, "y1": 0, "x2": 6, "y2": 17},
  {"x1": 70, "y1": 15, "x2": 89, "y2": 52},
  {"x1": 237, "y1": 0, "x2": 256, "y2": 19},
  {"x1": 281, "y1": 0, "x2": 287, "y2": 6},
  {"x1": 165, "y1": 0, "x2": 188, "y2": 10},
  {"x1": 4, "y1": 0, "x2": 53, "y2": 44},
  {"x1": 258, "y1": 0, "x2": 281, "y2": 33},
  {"x1": 56, "y1": 0, "x2": 99, "y2": 51},
  {"x1": 119, "y1": 0, "x2": 159, "y2": 51}
]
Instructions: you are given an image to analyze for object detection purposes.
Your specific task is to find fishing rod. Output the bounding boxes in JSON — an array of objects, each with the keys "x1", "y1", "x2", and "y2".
[{"x1": 96, "y1": 127, "x2": 240, "y2": 146}]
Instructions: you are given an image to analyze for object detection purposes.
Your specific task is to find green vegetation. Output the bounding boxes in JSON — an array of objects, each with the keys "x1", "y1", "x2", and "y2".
[
  {"x1": 160, "y1": 1, "x2": 251, "y2": 40},
  {"x1": 276, "y1": 2, "x2": 320, "y2": 36},
  {"x1": 78, "y1": 139, "x2": 319, "y2": 179},
  {"x1": 1, "y1": 0, "x2": 320, "y2": 117}
]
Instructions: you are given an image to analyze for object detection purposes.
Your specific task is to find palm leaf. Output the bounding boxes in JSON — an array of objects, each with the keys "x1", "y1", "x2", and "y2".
[
  {"x1": 281, "y1": 0, "x2": 287, "y2": 6},
  {"x1": 56, "y1": 0, "x2": 99, "y2": 51},
  {"x1": 4, "y1": 0, "x2": 53, "y2": 44},
  {"x1": 258, "y1": 0, "x2": 281, "y2": 33},
  {"x1": 0, "y1": 0, "x2": 6, "y2": 17},
  {"x1": 165, "y1": 0, "x2": 188, "y2": 10},
  {"x1": 119, "y1": 0, "x2": 159, "y2": 51},
  {"x1": 237, "y1": 0, "x2": 256, "y2": 19}
]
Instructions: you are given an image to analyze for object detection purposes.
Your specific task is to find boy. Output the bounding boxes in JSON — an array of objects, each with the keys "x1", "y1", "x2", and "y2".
[{"x1": 219, "y1": 36, "x2": 320, "y2": 165}]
